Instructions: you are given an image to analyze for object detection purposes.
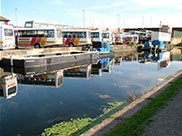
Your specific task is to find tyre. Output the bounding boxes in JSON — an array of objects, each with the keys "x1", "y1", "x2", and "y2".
[
  {"x1": 34, "y1": 43, "x2": 40, "y2": 48},
  {"x1": 68, "y1": 43, "x2": 74, "y2": 47}
]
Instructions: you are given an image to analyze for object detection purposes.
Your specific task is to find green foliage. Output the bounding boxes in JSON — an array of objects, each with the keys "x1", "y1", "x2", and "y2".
[
  {"x1": 103, "y1": 101, "x2": 124, "y2": 114},
  {"x1": 42, "y1": 118, "x2": 93, "y2": 136},
  {"x1": 105, "y1": 77, "x2": 182, "y2": 136},
  {"x1": 41, "y1": 101, "x2": 125, "y2": 136}
]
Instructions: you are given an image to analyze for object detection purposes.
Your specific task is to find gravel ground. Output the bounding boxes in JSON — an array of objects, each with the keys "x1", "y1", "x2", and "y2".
[{"x1": 142, "y1": 90, "x2": 182, "y2": 136}]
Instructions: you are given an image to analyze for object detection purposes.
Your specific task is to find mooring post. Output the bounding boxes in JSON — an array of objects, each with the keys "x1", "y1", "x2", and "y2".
[{"x1": 10, "y1": 55, "x2": 13, "y2": 66}]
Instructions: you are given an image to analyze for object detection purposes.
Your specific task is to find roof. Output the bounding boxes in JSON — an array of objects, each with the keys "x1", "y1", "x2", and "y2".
[{"x1": 0, "y1": 16, "x2": 10, "y2": 21}]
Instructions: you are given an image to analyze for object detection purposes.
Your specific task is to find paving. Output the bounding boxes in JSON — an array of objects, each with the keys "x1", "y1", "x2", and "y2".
[{"x1": 142, "y1": 90, "x2": 182, "y2": 136}]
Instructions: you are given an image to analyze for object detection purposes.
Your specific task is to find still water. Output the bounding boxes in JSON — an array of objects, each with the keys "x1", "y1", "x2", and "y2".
[{"x1": 0, "y1": 51, "x2": 182, "y2": 136}]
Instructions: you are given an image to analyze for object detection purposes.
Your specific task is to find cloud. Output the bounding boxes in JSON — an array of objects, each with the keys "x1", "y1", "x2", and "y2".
[
  {"x1": 131, "y1": 0, "x2": 182, "y2": 7},
  {"x1": 90, "y1": 2, "x2": 124, "y2": 9}
]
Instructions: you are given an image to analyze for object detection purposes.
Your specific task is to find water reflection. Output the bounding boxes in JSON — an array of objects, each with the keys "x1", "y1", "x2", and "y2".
[
  {"x1": 138, "y1": 51, "x2": 171, "y2": 69},
  {"x1": 18, "y1": 70, "x2": 64, "y2": 88},
  {"x1": 0, "y1": 74, "x2": 17, "y2": 99},
  {"x1": 0, "y1": 51, "x2": 182, "y2": 136},
  {"x1": 0, "y1": 51, "x2": 181, "y2": 100}
]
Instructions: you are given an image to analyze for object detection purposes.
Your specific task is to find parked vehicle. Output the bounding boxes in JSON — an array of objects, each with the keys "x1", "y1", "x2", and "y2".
[
  {"x1": 0, "y1": 25, "x2": 16, "y2": 49},
  {"x1": 113, "y1": 33, "x2": 123, "y2": 44},
  {"x1": 102, "y1": 31, "x2": 112, "y2": 44},
  {"x1": 24, "y1": 20, "x2": 72, "y2": 29},
  {"x1": 151, "y1": 32, "x2": 171, "y2": 43},
  {"x1": 122, "y1": 34, "x2": 139, "y2": 44},
  {"x1": 62, "y1": 30, "x2": 91, "y2": 46},
  {"x1": 14, "y1": 27, "x2": 62, "y2": 48}
]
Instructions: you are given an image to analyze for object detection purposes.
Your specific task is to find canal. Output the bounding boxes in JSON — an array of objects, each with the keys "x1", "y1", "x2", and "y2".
[{"x1": 0, "y1": 51, "x2": 182, "y2": 136}]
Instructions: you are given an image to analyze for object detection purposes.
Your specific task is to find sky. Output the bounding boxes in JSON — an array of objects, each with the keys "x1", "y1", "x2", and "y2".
[{"x1": 1, "y1": 0, "x2": 182, "y2": 28}]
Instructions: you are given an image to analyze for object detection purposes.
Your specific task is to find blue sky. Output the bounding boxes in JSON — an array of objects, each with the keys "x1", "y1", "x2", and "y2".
[{"x1": 1, "y1": 0, "x2": 182, "y2": 28}]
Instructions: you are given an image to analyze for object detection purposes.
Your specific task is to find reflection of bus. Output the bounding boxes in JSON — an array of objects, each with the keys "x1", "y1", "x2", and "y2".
[
  {"x1": 114, "y1": 57, "x2": 122, "y2": 65},
  {"x1": 122, "y1": 35, "x2": 139, "y2": 44},
  {"x1": 62, "y1": 30, "x2": 91, "y2": 46},
  {"x1": 18, "y1": 70, "x2": 63, "y2": 88},
  {"x1": 0, "y1": 74, "x2": 17, "y2": 99},
  {"x1": 15, "y1": 28, "x2": 62, "y2": 48},
  {"x1": 24, "y1": 20, "x2": 72, "y2": 29},
  {"x1": 91, "y1": 58, "x2": 112, "y2": 75},
  {"x1": 64, "y1": 65, "x2": 92, "y2": 79},
  {"x1": 0, "y1": 25, "x2": 16, "y2": 49}
]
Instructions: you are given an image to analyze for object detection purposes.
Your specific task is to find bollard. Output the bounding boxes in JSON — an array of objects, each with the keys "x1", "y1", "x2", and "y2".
[{"x1": 10, "y1": 55, "x2": 13, "y2": 66}]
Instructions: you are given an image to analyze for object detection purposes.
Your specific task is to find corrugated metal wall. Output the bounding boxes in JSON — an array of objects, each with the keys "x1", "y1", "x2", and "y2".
[{"x1": 173, "y1": 31, "x2": 182, "y2": 37}]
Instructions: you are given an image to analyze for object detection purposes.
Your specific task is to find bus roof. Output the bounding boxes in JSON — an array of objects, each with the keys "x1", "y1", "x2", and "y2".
[
  {"x1": 14, "y1": 27, "x2": 60, "y2": 31},
  {"x1": 62, "y1": 29, "x2": 90, "y2": 32},
  {"x1": 0, "y1": 25, "x2": 14, "y2": 29}
]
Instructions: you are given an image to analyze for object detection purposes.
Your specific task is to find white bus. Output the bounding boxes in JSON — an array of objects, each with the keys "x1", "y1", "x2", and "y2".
[
  {"x1": 91, "y1": 30, "x2": 102, "y2": 42},
  {"x1": 62, "y1": 30, "x2": 91, "y2": 46},
  {"x1": 15, "y1": 27, "x2": 63, "y2": 48},
  {"x1": 24, "y1": 20, "x2": 72, "y2": 29},
  {"x1": 0, "y1": 25, "x2": 16, "y2": 49},
  {"x1": 0, "y1": 74, "x2": 17, "y2": 99},
  {"x1": 91, "y1": 30, "x2": 112, "y2": 44},
  {"x1": 113, "y1": 33, "x2": 123, "y2": 44},
  {"x1": 102, "y1": 31, "x2": 112, "y2": 44},
  {"x1": 122, "y1": 34, "x2": 139, "y2": 44}
]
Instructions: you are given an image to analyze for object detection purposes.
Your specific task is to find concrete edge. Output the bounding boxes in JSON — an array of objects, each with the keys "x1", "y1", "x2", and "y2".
[{"x1": 81, "y1": 71, "x2": 182, "y2": 136}]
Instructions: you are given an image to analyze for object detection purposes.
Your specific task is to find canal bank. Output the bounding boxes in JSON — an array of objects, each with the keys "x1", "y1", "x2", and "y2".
[{"x1": 81, "y1": 71, "x2": 182, "y2": 136}]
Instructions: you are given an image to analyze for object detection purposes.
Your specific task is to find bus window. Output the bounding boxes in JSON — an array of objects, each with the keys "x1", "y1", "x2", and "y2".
[
  {"x1": 102, "y1": 33, "x2": 109, "y2": 38},
  {"x1": 25, "y1": 22, "x2": 33, "y2": 28},
  {"x1": 4, "y1": 29, "x2": 13, "y2": 36},
  {"x1": 47, "y1": 30, "x2": 54, "y2": 37},
  {"x1": 91, "y1": 32, "x2": 99, "y2": 38},
  {"x1": 57, "y1": 30, "x2": 62, "y2": 37}
]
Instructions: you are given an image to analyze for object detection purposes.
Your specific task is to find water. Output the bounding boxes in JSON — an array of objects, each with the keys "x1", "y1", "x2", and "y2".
[{"x1": 0, "y1": 52, "x2": 182, "y2": 136}]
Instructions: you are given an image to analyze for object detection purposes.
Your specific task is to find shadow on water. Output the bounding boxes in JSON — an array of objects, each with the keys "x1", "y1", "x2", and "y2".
[{"x1": 0, "y1": 51, "x2": 182, "y2": 135}]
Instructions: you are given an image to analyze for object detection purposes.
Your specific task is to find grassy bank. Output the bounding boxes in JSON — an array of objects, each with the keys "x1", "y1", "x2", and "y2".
[{"x1": 105, "y1": 77, "x2": 182, "y2": 136}]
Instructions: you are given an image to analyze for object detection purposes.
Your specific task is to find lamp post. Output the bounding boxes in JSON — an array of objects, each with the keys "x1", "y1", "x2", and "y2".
[
  {"x1": 15, "y1": 8, "x2": 18, "y2": 26},
  {"x1": 117, "y1": 14, "x2": 120, "y2": 28},
  {"x1": 83, "y1": 10, "x2": 85, "y2": 28}
]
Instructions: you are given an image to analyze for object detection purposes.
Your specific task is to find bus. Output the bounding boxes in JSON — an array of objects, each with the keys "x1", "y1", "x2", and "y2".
[
  {"x1": 91, "y1": 30, "x2": 112, "y2": 44},
  {"x1": 24, "y1": 20, "x2": 72, "y2": 29},
  {"x1": 0, "y1": 74, "x2": 17, "y2": 99},
  {"x1": 113, "y1": 33, "x2": 123, "y2": 44},
  {"x1": 62, "y1": 30, "x2": 91, "y2": 46},
  {"x1": 91, "y1": 30, "x2": 102, "y2": 42},
  {"x1": 18, "y1": 70, "x2": 63, "y2": 88},
  {"x1": 0, "y1": 25, "x2": 16, "y2": 49},
  {"x1": 122, "y1": 34, "x2": 139, "y2": 44},
  {"x1": 102, "y1": 31, "x2": 112, "y2": 44},
  {"x1": 15, "y1": 27, "x2": 63, "y2": 48}
]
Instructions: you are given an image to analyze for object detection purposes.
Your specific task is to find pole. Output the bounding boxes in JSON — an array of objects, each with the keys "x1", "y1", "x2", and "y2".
[
  {"x1": 15, "y1": 8, "x2": 17, "y2": 26},
  {"x1": 117, "y1": 14, "x2": 120, "y2": 28},
  {"x1": 83, "y1": 10, "x2": 85, "y2": 28},
  {"x1": 142, "y1": 16, "x2": 144, "y2": 28}
]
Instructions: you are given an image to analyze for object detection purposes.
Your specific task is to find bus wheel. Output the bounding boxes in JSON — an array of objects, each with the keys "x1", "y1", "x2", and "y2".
[
  {"x1": 34, "y1": 43, "x2": 40, "y2": 48},
  {"x1": 69, "y1": 43, "x2": 74, "y2": 47}
]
